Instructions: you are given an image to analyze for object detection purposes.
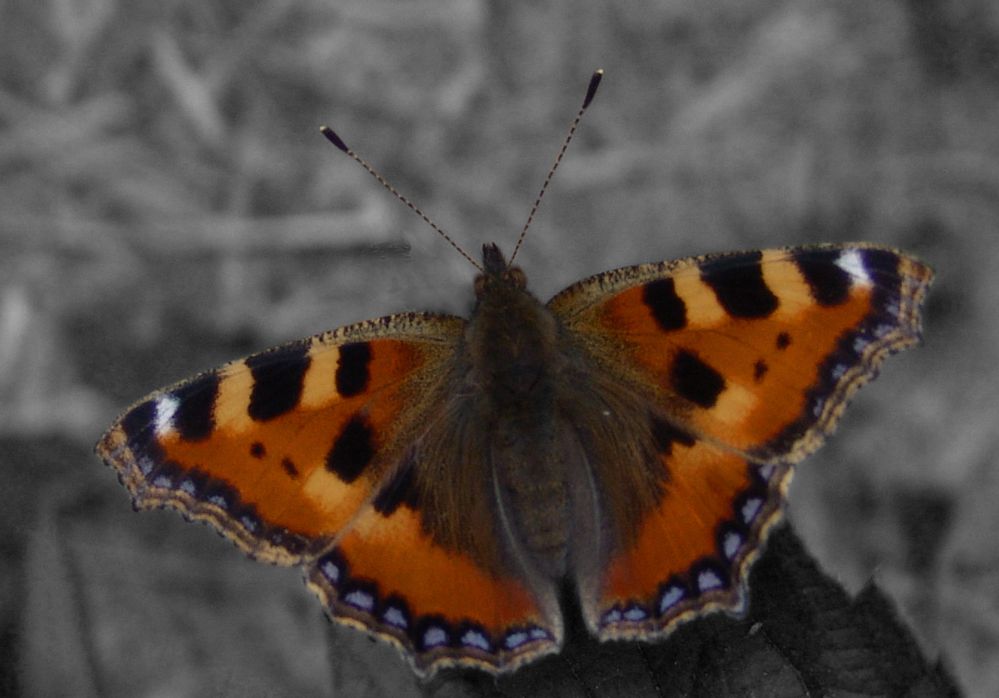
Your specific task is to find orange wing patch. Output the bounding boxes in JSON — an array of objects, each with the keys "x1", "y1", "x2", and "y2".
[{"x1": 96, "y1": 313, "x2": 463, "y2": 566}]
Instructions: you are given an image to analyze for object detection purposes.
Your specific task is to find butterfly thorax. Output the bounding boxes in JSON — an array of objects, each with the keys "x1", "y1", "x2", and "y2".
[
  {"x1": 470, "y1": 245, "x2": 561, "y2": 408},
  {"x1": 466, "y1": 244, "x2": 574, "y2": 577}
]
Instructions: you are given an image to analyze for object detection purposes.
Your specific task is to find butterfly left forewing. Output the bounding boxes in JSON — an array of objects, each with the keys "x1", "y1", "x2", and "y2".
[
  {"x1": 548, "y1": 243, "x2": 932, "y2": 640},
  {"x1": 96, "y1": 312, "x2": 465, "y2": 564}
]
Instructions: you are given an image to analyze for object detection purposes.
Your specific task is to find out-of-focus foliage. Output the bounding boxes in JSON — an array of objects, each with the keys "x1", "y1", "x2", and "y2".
[{"x1": 2, "y1": 0, "x2": 997, "y2": 695}]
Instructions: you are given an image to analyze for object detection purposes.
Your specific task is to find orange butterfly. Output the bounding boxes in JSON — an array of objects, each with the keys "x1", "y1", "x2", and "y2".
[{"x1": 96, "y1": 72, "x2": 933, "y2": 677}]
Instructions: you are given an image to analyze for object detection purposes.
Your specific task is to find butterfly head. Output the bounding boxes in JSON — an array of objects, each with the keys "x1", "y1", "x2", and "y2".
[{"x1": 475, "y1": 243, "x2": 528, "y2": 299}]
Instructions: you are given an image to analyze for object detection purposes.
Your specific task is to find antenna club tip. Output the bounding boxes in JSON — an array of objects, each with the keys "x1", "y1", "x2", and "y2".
[
  {"x1": 320, "y1": 125, "x2": 349, "y2": 153},
  {"x1": 583, "y1": 70, "x2": 604, "y2": 109}
]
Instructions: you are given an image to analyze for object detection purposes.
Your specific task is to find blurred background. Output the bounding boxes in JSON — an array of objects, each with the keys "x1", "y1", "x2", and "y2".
[{"x1": 2, "y1": 0, "x2": 997, "y2": 695}]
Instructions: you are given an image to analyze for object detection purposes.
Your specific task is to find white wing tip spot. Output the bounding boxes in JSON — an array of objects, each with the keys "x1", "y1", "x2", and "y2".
[
  {"x1": 154, "y1": 395, "x2": 179, "y2": 436},
  {"x1": 836, "y1": 250, "x2": 871, "y2": 286}
]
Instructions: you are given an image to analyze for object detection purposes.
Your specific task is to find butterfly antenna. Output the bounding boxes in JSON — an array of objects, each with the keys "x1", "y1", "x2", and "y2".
[
  {"x1": 509, "y1": 69, "x2": 604, "y2": 264},
  {"x1": 320, "y1": 125, "x2": 482, "y2": 271}
]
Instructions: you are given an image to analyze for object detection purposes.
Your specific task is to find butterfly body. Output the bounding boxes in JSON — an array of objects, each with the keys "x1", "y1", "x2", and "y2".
[
  {"x1": 464, "y1": 244, "x2": 598, "y2": 583},
  {"x1": 98, "y1": 241, "x2": 932, "y2": 677}
]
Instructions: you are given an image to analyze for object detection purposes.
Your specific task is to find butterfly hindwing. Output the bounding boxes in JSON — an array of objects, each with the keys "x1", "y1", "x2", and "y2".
[
  {"x1": 592, "y1": 442, "x2": 791, "y2": 638},
  {"x1": 548, "y1": 243, "x2": 932, "y2": 639},
  {"x1": 308, "y1": 504, "x2": 561, "y2": 675}
]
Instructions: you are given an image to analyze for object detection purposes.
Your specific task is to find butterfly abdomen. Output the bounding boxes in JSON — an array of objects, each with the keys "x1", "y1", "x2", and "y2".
[{"x1": 490, "y1": 412, "x2": 573, "y2": 578}]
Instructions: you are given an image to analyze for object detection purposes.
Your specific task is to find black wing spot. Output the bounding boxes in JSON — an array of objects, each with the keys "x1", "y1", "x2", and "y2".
[
  {"x1": 700, "y1": 252, "x2": 778, "y2": 318},
  {"x1": 776, "y1": 332, "x2": 791, "y2": 350},
  {"x1": 859, "y1": 247, "x2": 901, "y2": 278},
  {"x1": 250, "y1": 442, "x2": 266, "y2": 458},
  {"x1": 373, "y1": 458, "x2": 419, "y2": 516},
  {"x1": 281, "y1": 457, "x2": 299, "y2": 478},
  {"x1": 753, "y1": 359, "x2": 769, "y2": 382},
  {"x1": 120, "y1": 400, "x2": 158, "y2": 446},
  {"x1": 650, "y1": 415, "x2": 696, "y2": 456},
  {"x1": 336, "y1": 342, "x2": 373, "y2": 397},
  {"x1": 326, "y1": 414, "x2": 375, "y2": 483},
  {"x1": 246, "y1": 342, "x2": 311, "y2": 422},
  {"x1": 642, "y1": 278, "x2": 687, "y2": 331},
  {"x1": 172, "y1": 372, "x2": 220, "y2": 442},
  {"x1": 670, "y1": 350, "x2": 726, "y2": 409},
  {"x1": 793, "y1": 248, "x2": 852, "y2": 306}
]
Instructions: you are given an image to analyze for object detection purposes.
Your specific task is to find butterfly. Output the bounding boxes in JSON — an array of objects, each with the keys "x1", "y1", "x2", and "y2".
[{"x1": 96, "y1": 72, "x2": 933, "y2": 678}]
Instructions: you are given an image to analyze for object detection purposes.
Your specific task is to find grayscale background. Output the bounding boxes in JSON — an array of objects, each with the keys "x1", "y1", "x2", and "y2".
[{"x1": 2, "y1": 1, "x2": 994, "y2": 696}]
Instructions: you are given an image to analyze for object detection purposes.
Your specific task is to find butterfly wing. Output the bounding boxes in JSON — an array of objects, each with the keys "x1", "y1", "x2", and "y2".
[
  {"x1": 97, "y1": 311, "x2": 560, "y2": 676},
  {"x1": 547, "y1": 244, "x2": 933, "y2": 639}
]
